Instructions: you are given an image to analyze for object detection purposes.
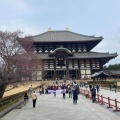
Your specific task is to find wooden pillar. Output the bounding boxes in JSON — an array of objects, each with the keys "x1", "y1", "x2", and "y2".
[
  {"x1": 54, "y1": 59, "x2": 57, "y2": 80},
  {"x1": 100, "y1": 59, "x2": 103, "y2": 70},
  {"x1": 90, "y1": 59, "x2": 92, "y2": 74},
  {"x1": 78, "y1": 59, "x2": 81, "y2": 79},
  {"x1": 43, "y1": 44, "x2": 45, "y2": 53},
  {"x1": 66, "y1": 70, "x2": 69, "y2": 80},
  {"x1": 66, "y1": 58, "x2": 69, "y2": 79},
  {"x1": 42, "y1": 60, "x2": 45, "y2": 80}
]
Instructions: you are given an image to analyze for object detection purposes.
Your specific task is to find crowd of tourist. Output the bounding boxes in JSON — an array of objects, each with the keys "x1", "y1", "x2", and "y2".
[
  {"x1": 38, "y1": 81, "x2": 81, "y2": 103},
  {"x1": 23, "y1": 81, "x2": 118, "y2": 109}
]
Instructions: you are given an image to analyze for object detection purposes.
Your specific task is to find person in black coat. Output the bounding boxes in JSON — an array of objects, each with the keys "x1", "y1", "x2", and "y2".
[
  {"x1": 89, "y1": 84, "x2": 92, "y2": 91},
  {"x1": 113, "y1": 84, "x2": 117, "y2": 93},
  {"x1": 24, "y1": 93, "x2": 29, "y2": 109},
  {"x1": 91, "y1": 86, "x2": 96, "y2": 103},
  {"x1": 96, "y1": 83, "x2": 99, "y2": 93},
  {"x1": 73, "y1": 90, "x2": 78, "y2": 104}
]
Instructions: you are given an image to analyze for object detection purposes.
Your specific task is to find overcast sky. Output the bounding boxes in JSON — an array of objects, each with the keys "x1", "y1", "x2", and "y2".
[{"x1": 0, "y1": 0, "x2": 120, "y2": 66}]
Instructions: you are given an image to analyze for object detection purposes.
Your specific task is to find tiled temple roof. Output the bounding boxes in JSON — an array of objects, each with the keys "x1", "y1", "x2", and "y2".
[
  {"x1": 91, "y1": 71, "x2": 109, "y2": 77},
  {"x1": 73, "y1": 52, "x2": 117, "y2": 59},
  {"x1": 91, "y1": 70, "x2": 120, "y2": 77},
  {"x1": 31, "y1": 31, "x2": 103, "y2": 42},
  {"x1": 49, "y1": 46, "x2": 73, "y2": 56},
  {"x1": 36, "y1": 52, "x2": 117, "y2": 59}
]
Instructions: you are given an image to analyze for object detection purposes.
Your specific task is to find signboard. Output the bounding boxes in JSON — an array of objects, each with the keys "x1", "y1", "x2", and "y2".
[{"x1": 48, "y1": 90, "x2": 63, "y2": 94}]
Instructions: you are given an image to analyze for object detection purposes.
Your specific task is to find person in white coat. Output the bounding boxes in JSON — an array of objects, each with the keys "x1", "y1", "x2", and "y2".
[{"x1": 31, "y1": 91, "x2": 37, "y2": 108}]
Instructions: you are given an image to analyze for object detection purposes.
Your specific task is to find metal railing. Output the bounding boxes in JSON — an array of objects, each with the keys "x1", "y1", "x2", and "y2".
[{"x1": 80, "y1": 89, "x2": 120, "y2": 112}]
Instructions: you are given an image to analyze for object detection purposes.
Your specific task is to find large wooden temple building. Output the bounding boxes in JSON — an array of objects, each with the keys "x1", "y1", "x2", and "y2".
[{"x1": 19, "y1": 29, "x2": 118, "y2": 80}]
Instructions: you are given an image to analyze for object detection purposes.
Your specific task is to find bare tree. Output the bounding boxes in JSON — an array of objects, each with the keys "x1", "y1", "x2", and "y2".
[{"x1": 0, "y1": 30, "x2": 44, "y2": 98}]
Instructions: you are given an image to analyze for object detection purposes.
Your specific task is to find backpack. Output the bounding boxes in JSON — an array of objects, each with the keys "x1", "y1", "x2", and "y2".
[
  {"x1": 74, "y1": 85, "x2": 79, "y2": 94},
  {"x1": 75, "y1": 85, "x2": 79, "y2": 91},
  {"x1": 92, "y1": 88, "x2": 96, "y2": 94}
]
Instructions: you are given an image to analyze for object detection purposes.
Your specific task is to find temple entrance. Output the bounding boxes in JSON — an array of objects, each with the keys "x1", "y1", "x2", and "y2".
[
  {"x1": 69, "y1": 70, "x2": 78, "y2": 79},
  {"x1": 45, "y1": 70, "x2": 54, "y2": 80},
  {"x1": 57, "y1": 70, "x2": 66, "y2": 80}
]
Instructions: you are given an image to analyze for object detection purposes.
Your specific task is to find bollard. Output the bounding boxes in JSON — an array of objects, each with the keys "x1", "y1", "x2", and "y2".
[
  {"x1": 90, "y1": 92, "x2": 92, "y2": 99},
  {"x1": 100, "y1": 95, "x2": 105, "y2": 105},
  {"x1": 89, "y1": 92, "x2": 91, "y2": 99},
  {"x1": 96, "y1": 94, "x2": 101, "y2": 103},
  {"x1": 113, "y1": 99, "x2": 120, "y2": 112},
  {"x1": 107, "y1": 97, "x2": 112, "y2": 108},
  {"x1": 80, "y1": 89, "x2": 82, "y2": 94},
  {"x1": 80, "y1": 89, "x2": 81, "y2": 94},
  {"x1": 84, "y1": 90, "x2": 85, "y2": 95},
  {"x1": 88, "y1": 91, "x2": 89, "y2": 98},
  {"x1": 85, "y1": 90, "x2": 89, "y2": 98}
]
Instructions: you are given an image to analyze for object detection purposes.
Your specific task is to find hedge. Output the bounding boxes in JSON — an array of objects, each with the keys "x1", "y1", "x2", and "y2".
[{"x1": 87, "y1": 81, "x2": 118, "y2": 88}]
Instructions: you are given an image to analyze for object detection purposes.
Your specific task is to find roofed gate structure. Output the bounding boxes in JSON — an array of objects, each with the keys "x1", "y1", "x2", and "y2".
[{"x1": 19, "y1": 29, "x2": 118, "y2": 80}]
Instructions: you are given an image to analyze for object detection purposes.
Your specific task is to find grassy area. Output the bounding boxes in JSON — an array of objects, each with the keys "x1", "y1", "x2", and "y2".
[
  {"x1": 3, "y1": 81, "x2": 42, "y2": 97},
  {"x1": 0, "y1": 82, "x2": 46, "y2": 112}
]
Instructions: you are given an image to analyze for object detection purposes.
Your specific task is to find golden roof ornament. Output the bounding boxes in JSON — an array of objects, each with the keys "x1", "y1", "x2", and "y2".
[
  {"x1": 66, "y1": 28, "x2": 69, "y2": 31},
  {"x1": 48, "y1": 28, "x2": 51, "y2": 32}
]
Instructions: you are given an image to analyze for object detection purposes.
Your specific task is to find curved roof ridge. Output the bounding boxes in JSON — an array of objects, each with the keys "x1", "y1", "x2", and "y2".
[
  {"x1": 50, "y1": 46, "x2": 73, "y2": 55},
  {"x1": 31, "y1": 31, "x2": 48, "y2": 37},
  {"x1": 26, "y1": 30, "x2": 103, "y2": 42},
  {"x1": 68, "y1": 31, "x2": 102, "y2": 39},
  {"x1": 90, "y1": 51, "x2": 118, "y2": 55},
  {"x1": 32, "y1": 30, "x2": 102, "y2": 39}
]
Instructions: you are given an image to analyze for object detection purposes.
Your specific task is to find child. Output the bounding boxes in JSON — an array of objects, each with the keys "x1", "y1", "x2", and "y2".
[
  {"x1": 62, "y1": 89, "x2": 66, "y2": 99},
  {"x1": 53, "y1": 88, "x2": 56, "y2": 97},
  {"x1": 24, "y1": 93, "x2": 29, "y2": 109}
]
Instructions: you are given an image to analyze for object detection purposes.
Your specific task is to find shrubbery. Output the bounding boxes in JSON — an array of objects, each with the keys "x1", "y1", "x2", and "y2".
[{"x1": 87, "y1": 81, "x2": 118, "y2": 88}]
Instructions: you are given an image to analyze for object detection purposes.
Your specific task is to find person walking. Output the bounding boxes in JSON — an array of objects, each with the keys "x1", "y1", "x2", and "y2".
[
  {"x1": 24, "y1": 93, "x2": 29, "y2": 109},
  {"x1": 91, "y1": 86, "x2": 96, "y2": 103},
  {"x1": 31, "y1": 91, "x2": 37, "y2": 108},
  {"x1": 73, "y1": 89, "x2": 78, "y2": 104},
  {"x1": 68, "y1": 86, "x2": 72, "y2": 98},
  {"x1": 39, "y1": 86, "x2": 42, "y2": 95},
  {"x1": 53, "y1": 88, "x2": 56, "y2": 97},
  {"x1": 62, "y1": 89, "x2": 66, "y2": 99},
  {"x1": 110, "y1": 84, "x2": 112, "y2": 92},
  {"x1": 113, "y1": 83, "x2": 117, "y2": 93},
  {"x1": 98, "y1": 84, "x2": 101, "y2": 91},
  {"x1": 96, "y1": 83, "x2": 99, "y2": 93},
  {"x1": 89, "y1": 83, "x2": 92, "y2": 91},
  {"x1": 29, "y1": 85, "x2": 33, "y2": 96}
]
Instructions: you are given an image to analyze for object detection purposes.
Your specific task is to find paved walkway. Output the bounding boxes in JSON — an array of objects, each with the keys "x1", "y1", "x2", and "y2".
[{"x1": 1, "y1": 89, "x2": 120, "y2": 120}]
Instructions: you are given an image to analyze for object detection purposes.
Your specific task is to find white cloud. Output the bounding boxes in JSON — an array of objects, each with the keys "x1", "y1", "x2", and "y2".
[{"x1": 0, "y1": 24, "x2": 44, "y2": 37}]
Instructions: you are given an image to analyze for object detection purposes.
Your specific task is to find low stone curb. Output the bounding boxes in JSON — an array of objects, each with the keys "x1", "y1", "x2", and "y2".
[{"x1": 0, "y1": 99, "x2": 24, "y2": 118}]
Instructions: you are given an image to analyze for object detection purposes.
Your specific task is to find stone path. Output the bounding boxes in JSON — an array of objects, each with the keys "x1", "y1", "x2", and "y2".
[{"x1": 1, "y1": 89, "x2": 120, "y2": 120}]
